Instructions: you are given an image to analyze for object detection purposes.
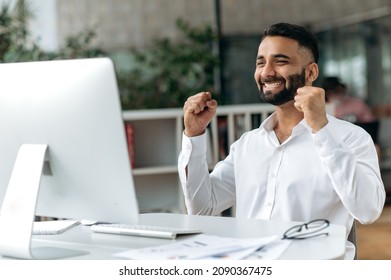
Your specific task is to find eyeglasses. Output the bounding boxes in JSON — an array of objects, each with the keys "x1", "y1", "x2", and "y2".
[{"x1": 282, "y1": 219, "x2": 330, "y2": 240}]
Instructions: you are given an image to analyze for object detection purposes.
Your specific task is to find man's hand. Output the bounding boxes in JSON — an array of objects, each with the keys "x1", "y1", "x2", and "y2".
[
  {"x1": 183, "y1": 92, "x2": 217, "y2": 137},
  {"x1": 294, "y1": 86, "x2": 328, "y2": 132}
]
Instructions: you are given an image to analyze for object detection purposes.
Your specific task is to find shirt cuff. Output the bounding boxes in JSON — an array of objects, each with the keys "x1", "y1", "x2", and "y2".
[
  {"x1": 180, "y1": 132, "x2": 207, "y2": 166},
  {"x1": 182, "y1": 132, "x2": 207, "y2": 155}
]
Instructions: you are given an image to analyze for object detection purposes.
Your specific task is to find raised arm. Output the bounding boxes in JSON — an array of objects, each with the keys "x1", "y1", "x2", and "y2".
[{"x1": 183, "y1": 91, "x2": 217, "y2": 137}]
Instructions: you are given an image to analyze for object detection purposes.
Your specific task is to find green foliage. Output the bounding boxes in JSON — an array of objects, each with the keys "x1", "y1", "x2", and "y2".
[
  {"x1": 0, "y1": 0, "x2": 105, "y2": 63},
  {"x1": 0, "y1": 0, "x2": 47, "y2": 62},
  {"x1": 55, "y1": 29, "x2": 106, "y2": 59},
  {"x1": 0, "y1": 1, "x2": 219, "y2": 110},
  {"x1": 117, "y1": 18, "x2": 220, "y2": 109}
]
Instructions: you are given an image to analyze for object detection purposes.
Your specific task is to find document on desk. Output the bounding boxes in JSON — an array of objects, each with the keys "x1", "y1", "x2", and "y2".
[
  {"x1": 113, "y1": 234, "x2": 291, "y2": 260},
  {"x1": 32, "y1": 219, "x2": 80, "y2": 235}
]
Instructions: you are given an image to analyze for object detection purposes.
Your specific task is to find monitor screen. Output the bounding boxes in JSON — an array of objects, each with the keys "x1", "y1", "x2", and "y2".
[{"x1": 0, "y1": 58, "x2": 139, "y2": 226}]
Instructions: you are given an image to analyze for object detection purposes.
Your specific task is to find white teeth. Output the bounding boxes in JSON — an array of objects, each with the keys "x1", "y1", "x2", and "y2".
[{"x1": 264, "y1": 82, "x2": 283, "y2": 88}]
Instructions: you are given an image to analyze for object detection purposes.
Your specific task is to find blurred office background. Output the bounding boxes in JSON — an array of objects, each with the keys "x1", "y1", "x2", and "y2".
[
  {"x1": 15, "y1": 0, "x2": 390, "y2": 105},
  {"x1": 1, "y1": 0, "x2": 391, "y2": 258},
  {"x1": 9, "y1": 0, "x2": 391, "y2": 130},
  {"x1": 15, "y1": 0, "x2": 391, "y2": 193}
]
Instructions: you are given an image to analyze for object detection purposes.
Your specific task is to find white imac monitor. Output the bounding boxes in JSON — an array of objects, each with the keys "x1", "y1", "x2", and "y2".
[{"x1": 0, "y1": 58, "x2": 140, "y2": 259}]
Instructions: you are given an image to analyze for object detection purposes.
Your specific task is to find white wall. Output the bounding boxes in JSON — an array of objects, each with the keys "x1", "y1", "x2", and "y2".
[
  {"x1": 27, "y1": 0, "x2": 58, "y2": 51},
  {"x1": 2, "y1": 0, "x2": 390, "y2": 52}
]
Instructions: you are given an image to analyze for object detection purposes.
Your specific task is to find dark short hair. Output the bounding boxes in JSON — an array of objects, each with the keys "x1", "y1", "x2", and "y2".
[
  {"x1": 261, "y1": 22, "x2": 319, "y2": 63},
  {"x1": 322, "y1": 76, "x2": 346, "y2": 92}
]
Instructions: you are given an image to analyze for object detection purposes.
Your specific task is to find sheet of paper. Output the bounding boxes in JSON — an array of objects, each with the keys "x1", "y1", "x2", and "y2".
[
  {"x1": 248, "y1": 239, "x2": 292, "y2": 259},
  {"x1": 32, "y1": 219, "x2": 80, "y2": 235},
  {"x1": 113, "y1": 234, "x2": 286, "y2": 260}
]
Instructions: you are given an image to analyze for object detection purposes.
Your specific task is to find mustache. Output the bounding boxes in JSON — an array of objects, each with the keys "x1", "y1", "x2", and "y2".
[{"x1": 260, "y1": 77, "x2": 286, "y2": 84}]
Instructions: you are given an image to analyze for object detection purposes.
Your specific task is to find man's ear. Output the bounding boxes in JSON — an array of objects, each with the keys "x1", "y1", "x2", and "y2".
[{"x1": 306, "y1": 63, "x2": 319, "y2": 83}]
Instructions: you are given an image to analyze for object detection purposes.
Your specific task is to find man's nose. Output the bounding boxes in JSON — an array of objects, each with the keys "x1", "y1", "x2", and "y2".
[{"x1": 262, "y1": 62, "x2": 276, "y2": 77}]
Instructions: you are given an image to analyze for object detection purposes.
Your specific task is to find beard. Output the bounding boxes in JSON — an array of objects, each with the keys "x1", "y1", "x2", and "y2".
[{"x1": 258, "y1": 69, "x2": 306, "y2": 106}]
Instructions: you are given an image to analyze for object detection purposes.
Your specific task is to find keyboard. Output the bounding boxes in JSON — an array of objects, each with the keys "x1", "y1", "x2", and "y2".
[{"x1": 90, "y1": 223, "x2": 203, "y2": 239}]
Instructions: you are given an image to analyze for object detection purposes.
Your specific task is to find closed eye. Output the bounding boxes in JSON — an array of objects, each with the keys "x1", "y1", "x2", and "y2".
[
  {"x1": 275, "y1": 60, "x2": 289, "y2": 65},
  {"x1": 256, "y1": 60, "x2": 265, "y2": 67}
]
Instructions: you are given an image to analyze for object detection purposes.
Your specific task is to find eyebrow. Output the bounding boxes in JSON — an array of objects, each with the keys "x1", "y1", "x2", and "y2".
[{"x1": 256, "y1": 54, "x2": 291, "y2": 60}]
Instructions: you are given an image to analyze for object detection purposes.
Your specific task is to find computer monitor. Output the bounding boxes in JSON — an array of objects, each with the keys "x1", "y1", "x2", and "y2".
[{"x1": 0, "y1": 58, "x2": 139, "y2": 259}]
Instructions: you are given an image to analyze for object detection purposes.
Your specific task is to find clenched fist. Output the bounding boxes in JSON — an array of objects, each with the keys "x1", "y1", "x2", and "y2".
[
  {"x1": 183, "y1": 92, "x2": 217, "y2": 137},
  {"x1": 294, "y1": 86, "x2": 328, "y2": 132}
]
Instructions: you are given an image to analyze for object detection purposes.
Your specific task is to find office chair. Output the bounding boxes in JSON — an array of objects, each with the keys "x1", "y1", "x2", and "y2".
[
  {"x1": 347, "y1": 220, "x2": 357, "y2": 260},
  {"x1": 355, "y1": 120, "x2": 379, "y2": 144}
]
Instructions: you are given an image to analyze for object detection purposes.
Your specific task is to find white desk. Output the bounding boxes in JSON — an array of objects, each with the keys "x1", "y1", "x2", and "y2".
[{"x1": 1, "y1": 213, "x2": 346, "y2": 260}]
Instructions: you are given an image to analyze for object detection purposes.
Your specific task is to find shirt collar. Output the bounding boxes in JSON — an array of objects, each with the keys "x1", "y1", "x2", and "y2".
[
  {"x1": 261, "y1": 112, "x2": 278, "y2": 132},
  {"x1": 261, "y1": 112, "x2": 311, "y2": 135},
  {"x1": 297, "y1": 118, "x2": 312, "y2": 134}
]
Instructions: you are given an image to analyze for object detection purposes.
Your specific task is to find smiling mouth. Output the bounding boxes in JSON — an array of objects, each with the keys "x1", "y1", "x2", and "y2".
[{"x1": 263, "y1": 81, "x2": 284, "y2": 90}]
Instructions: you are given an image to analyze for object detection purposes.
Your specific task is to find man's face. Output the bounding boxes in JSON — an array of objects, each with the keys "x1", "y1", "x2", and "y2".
[
  {"x1": 254, "y1": 36, "x2": 309, "y2": 106},
  {"x1": 259, "y1": 69, "x2": 306, "y2": 105}
]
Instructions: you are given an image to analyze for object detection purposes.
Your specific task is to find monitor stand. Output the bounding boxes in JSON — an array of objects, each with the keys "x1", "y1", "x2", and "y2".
[{"x1": 0, "y1": 144, "x2": 87, "y2": 259}]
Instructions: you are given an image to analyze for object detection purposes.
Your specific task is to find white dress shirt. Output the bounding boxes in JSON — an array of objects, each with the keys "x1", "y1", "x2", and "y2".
[{"x1": 178, "y1": 113, "x2": 386, "y2": 259}]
